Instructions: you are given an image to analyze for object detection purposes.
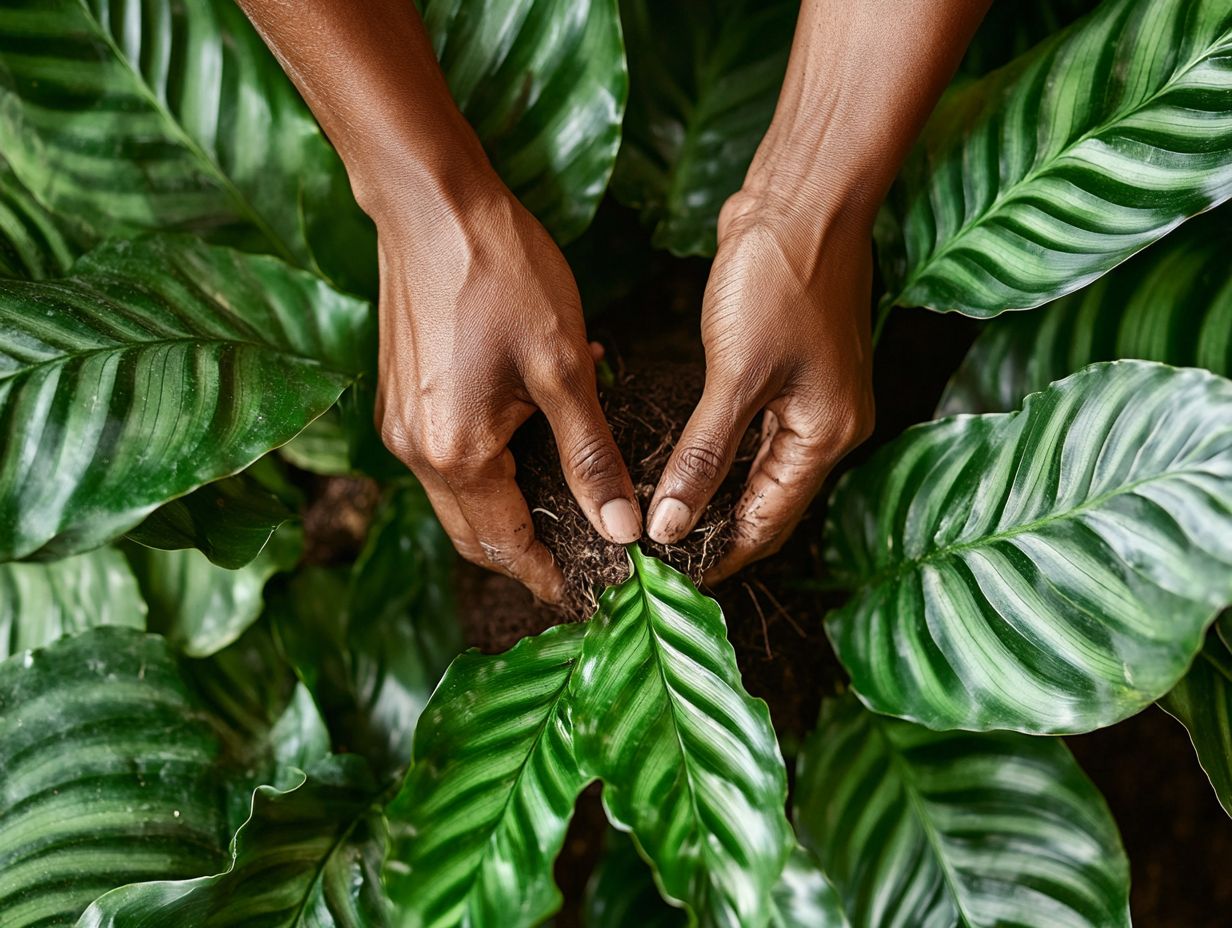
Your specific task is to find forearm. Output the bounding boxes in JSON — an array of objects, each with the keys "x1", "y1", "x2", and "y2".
[
  {"x1": 236, "y1": 0, "x2": 496, "y2": 220},
  {"x1": 747, "y1": 0, "x2": 989, "y2": 230}
]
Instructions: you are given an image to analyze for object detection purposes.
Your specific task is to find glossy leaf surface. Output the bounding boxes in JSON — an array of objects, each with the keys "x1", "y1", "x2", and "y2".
[
  {"x1": 422, "y1": 0, "x2": 626, "y2": 243},
  {"x1": 0, "y1": 547, "x2": 145, "y2": 659},
  {"x1": 0, "y1": 0, "x2": 375, "y2": 290},
  {"x1": 0, "y1": 237, "x2": 371, "y2": 562},
  {"x1": 384, "y1": 622, "x2": 589, "y2": 928},
  {"x1": 826, "y1": 361, "x2": 1232, "y2": 733},
  {"x1": 129, "y1": 524, "x2": 302, "y2": 658},
  {"x1": 937, "y1": 209, "x2": 1232, "y2": 415},
  {"x1": 0, "y1": 628, "x2": 230, "y2": 927},
  {"x1": 879, "y1": 0, "x2": 1232, "y2": 315},
  {"x1": 78, "y1": 756, "x2": 390, "y2": 928},
  {"x1": 1161, "y1": 612, "x2": 1232, "y2": 817},
  {"x1": 795, "y1": 695, "x2": 1131, "y2": 928},
  {"x1": 571, "y1": 548, "x2": 793, "y2": 927},
  {"x1": 612, "y1": 0, "x2": 797, "y2": 256}
]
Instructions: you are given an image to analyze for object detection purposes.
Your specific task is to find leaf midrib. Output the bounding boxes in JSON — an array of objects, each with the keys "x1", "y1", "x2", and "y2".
[
  {"x1": 73, "y1": 0, "x2": 301, "y2": 267},
  {"x1": 890, "y1": 22, "x2": 1232, "y2": 304}
]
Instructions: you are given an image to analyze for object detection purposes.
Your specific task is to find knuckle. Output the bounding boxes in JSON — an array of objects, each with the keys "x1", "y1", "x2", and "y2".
[
  {"x1": 567, "y1": 434, "x2": 621, "y2": 483},
  {"x1": 533, "y1": 347, "x2": 591, "y2": 394},
  {"x1": 675, "y1": 441, "x2": 725, "y2": 486}
]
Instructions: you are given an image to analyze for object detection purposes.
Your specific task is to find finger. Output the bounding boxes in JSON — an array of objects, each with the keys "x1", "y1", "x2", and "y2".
[
  {"x1": 648, "y1": 374, "x2": 765, "y2": 544},
  {"x1": 589, "y1": 341, "x2": 605, "y2": 362},
  {"x1": 530, "y1": 359, "x2": 641, "y2": 544},
  {"x1": 705, "y1": 405, "x2": 839, "y2": 584},
  {"x1": 446, "y1": 446, "x2": 565, "y2": 603},
  {"x1": 414, "y1": 468, "x2": 487, "y2": 564}
]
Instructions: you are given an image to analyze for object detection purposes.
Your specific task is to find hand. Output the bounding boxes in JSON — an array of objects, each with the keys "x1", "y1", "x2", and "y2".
[
  {"x1": 647, "y1": 192, "x2": 875, "y2": 582},
  {"x1": 374, "y1": 182, "x2": 641, "y2": 602}
]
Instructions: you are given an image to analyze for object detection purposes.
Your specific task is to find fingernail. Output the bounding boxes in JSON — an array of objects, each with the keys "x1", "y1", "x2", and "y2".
[
  {"x1": 649, "y1": 498, "x2": 692, "y2": 543},
  {"x1": 600, "y1": 498, "x2": 642, "y2": 544}
]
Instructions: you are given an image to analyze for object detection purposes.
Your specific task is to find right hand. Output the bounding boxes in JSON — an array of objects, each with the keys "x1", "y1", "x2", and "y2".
[{"x1": 373, "y1": 181, "x2": 641, "y2": 603}]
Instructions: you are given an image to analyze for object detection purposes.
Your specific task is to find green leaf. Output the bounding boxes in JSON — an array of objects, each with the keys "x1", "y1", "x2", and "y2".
[
  {"x1": 0, "y1": 236, "x2": 372, "y2": 562},
  {"x1": 769, "y1": 847, "x2": 850, "y2": 928},
  {"x1": 128, "y1": 523, "x2": 302, "y2": 659},
  {"x1": 0, "y1": 154, "x2": 80, "y2": 280},
  {"x1": 879, "y1": 0, "x2": 1232, "y2": 316},
  {"x1": 937, "y1": 208, "x2": 1232, "y2": 416},
  {"x1": 583, "y1": 830, "x2": 686, "y2": 928},
  {"x1": 1161, "y1": 612, "x2": 1232, "y2": 818},
  {"x1": 0, "y1": 547, "x2": 145, "y2": 659},
  {"x1": 795, "y1": 695, "x2": 1131, "y2": 928},
  {"x1": 0, "y1": 628, "x2": 231, "y2": 928},
  {"x1": 384, "y1": 621, "x2": 590, "y2": 928},
  {"x1": 571, "y1": 547, "x2": 793, "y2": 928},
  {"x1": 422, "y1": 0, "x2": 627, "y2": 243},
  {"x1": 0, "y1": 0, "x2": 376, "y2": 291},
  {"x1": 825, "y1": 360, "x2": 1232, "y2": 734},
  {"x1": 958, "y1": 0, "x2": 1098, "y2": 77},
  {"x1": 125, "y1": 466, "x2": 298, "y2": 570},
  {"x1": 611, "y1": 0, "x2": 796, "y2": 256},
  {"x1": 77, "y1": 756, "x2": 391, "y2": 928}
]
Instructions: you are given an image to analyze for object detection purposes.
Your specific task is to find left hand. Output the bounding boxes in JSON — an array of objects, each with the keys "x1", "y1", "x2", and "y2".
[{"x1": 646, "y1": 190, "x2": 875, "y2": 582}]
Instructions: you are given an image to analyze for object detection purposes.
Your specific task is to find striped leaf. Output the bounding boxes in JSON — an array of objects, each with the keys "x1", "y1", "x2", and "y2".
[
  {"x1": 78, "y1": 756, "x2": 391, "y2": 928},
  {"x1": 611, "y1": 0, "x2": 797, "y2": 256},
  {"x1": 825, "y1": 361, "x2": 1232, "y2": 734},
  {"x1": 0, "y1": 0, "x2": 376, "y2": 292},
  {"x1": 937, "y1": 208, "x2": 1232, "y2": 416},
  {"x1": 1161, "y1": 612, "x2": 1232, "y2": 817},
  {"x1": 125, "y1": 463, "x2": 299, "y2": 570},
  {"x1": 570, "y1": 548, "x2": 793, "y2": 928},
  {"x1": 0, "y1": 236, "x2": 372, "y2": 562},
  {"x1": 128, "y1": 524, "x2": 302, "y2": 659},
  {"x1": 795, "y1": 695, "x2": 1131, "y2": 928},
  {"x1": 957, "y1": 0, "x2": 1098, "y2": 77},
  {"x1": 879, "y1": 0, "x2": 1232, "y2": 316},
  {"x1": 0, "y1": 154, "x2": 80, "y2": 281},
  {"x1": 770, "y1": 847, "x2": 850, "y2": 928},
  {"x1": 0, "y1": 628, "x2": 231, "y2": 928},
  {"x1": 384, "y1": 621, "x2": 589, "y2": 928},
  {"x1": 0, "y1": 547, "x2": 145, "y2": 660},
  {"x1": 422, "y1": 0, "x2": 627, "y2": 244}
]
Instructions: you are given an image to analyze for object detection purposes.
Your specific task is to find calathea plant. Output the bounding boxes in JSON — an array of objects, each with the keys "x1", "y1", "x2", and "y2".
[{"x1": 0, "y1": 0, "x2": 1230, "y2": 926}]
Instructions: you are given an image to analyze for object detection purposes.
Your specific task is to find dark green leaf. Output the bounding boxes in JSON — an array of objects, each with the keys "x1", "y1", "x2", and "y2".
[
  {"x1": 0, "y1": 236, "x2": 372, "y2": 562},
  {"x1": 583, "y1": 830, "x2": 686, "y2": 928},
  {"x1": 128, "y1": 523, "x2": 302, "y2": 659},
  {"x1": 78, "y1": 756, "x2": 391, "y2": 928},
  {"x1": 385, "y1": 622, "x2": 590, "y2": 928},
  {"x1": 0, "y1": 154, "x2": 81, "y2": 280},
  {"x1": 612, "y1": 0, "x2": 796, "y2": 256},
  {"x1": 958, "y1": 0, "x2": 1098, "y2": 77},
  {"x1": 0, "y1": 0, "x2": 376, "y2": 291},
  {"x1": 0, "y1": 547, "x2": 145, "y2": 659},
  {"x1": 571, "y1": 548, "x2": 793, "y2": 927},
  {"x1": 0, "y1": 628, "x2": 231, "y2": 927},
  {"x1": 826, "y1": 361, "x2": 1232, "y2": 733},
  {"x1": 1161, "y1": 612, "x2": 1232, "y2": 818},
  {"x1": 125, "y1": 463, "x2": 299, "y2": 570},
  {"x1": 879, "y1": 0, "x2": 1232, "y2": 315},
  {"x1": 422, "y1": 0, "x2": 627, "y2": 243},
  {"x1": 937, "y1": 208, "x2": 1232, "y2": 416},
  {"x1": 795, "y1": 695, "x2": 1131, "y2": 928}
]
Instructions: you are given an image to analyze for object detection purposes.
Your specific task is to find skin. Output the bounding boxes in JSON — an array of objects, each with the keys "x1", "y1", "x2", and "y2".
[{"x1": 239, "y1": 0, "x2": 989, "y2": 601}]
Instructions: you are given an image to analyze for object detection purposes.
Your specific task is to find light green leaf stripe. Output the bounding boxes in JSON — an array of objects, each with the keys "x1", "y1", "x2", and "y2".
[
  {"x1": 611, "y1": 0, "x2": 797, "y2": 256},
  {"x1": 880, "y1": 0, "x2": 1232, "y2": 316},
  {"x1": 422, "y1": 0, "x2": 627, "y2": 243},
  {"x1": 957, "y1": 0, "x2": 1098, "y2": 78},
  {"x1": 795, "y1": 695, "x2": 1131, "y2": 928},
  {"x1": 1161, "y1": 612, "x2": 1232, "y2": 818},
  {"x1": 0, "y1": 0, "x2": 375, "y2": 290},
  {"x1": 0, "y1": 547, "x2": 145, "y2": 660},
  {"x1": 769, "y1": 847, "x2": 850, "y2": 928},
  {"x1": 937, "y1": 208, "x2": 1232, "y2": 416},
  {"x1": 384, "y1": 621, "x2": 589, "y2": 928},
  {"x1": 0, "y1": 236, "x2": 372, "y2": 562},
  {"x1": 128, "y1": 523, "x2": 302, "y2": 659},
  {"x1": 825, "y1": 361, "x2": 1232, "y2": 734},
  {"x1": 0, "y1": 154, "x2": 80, "y2": 280},
  {"x1": 0, "y1": 628, "x2": 229, "y2": 928},
  {"x1": 77, "y1": 756, "x2": 391, "y2": 928},
  {"x1": 571, "y1": 548, "x2": 793, "y2": 928}
]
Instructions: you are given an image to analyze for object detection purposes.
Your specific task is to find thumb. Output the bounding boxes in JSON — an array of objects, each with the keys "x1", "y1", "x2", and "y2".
[{"x1": 648, "y1": 375, "x2": 761, "y2": 544}]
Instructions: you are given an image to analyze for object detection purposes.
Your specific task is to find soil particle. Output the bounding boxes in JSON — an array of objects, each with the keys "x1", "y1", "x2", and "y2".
[{"x1": 299, "y1": 475, "x2": 381, "y2": 565}]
